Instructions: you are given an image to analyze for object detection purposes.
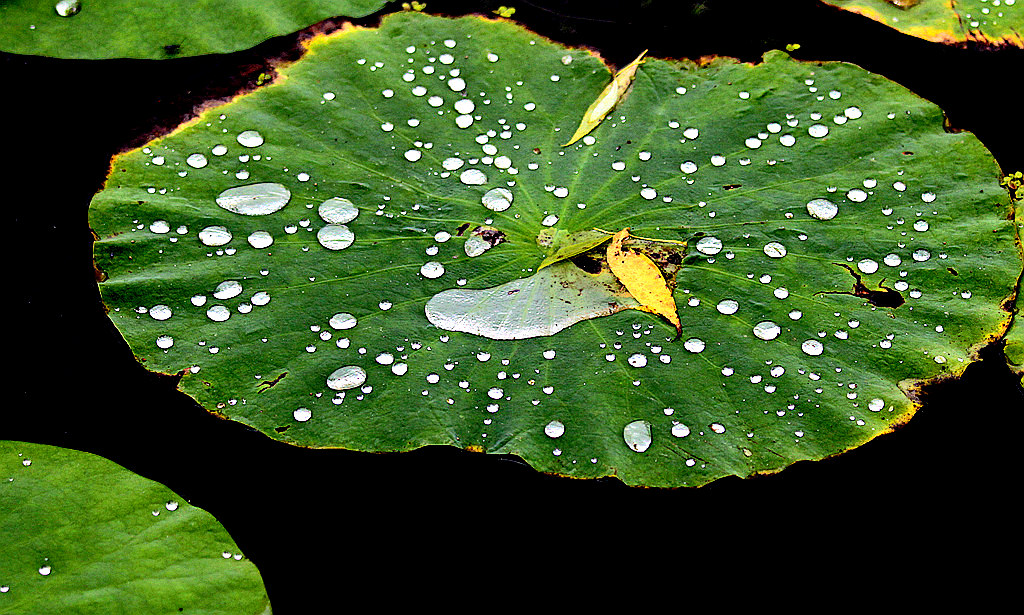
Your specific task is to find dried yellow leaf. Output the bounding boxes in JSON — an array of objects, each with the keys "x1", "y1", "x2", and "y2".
[
  {"x1": 606, "y1": 228, "x2": 682, "y2": 338},
  {"x1": 563, "y1": 50, "x2": 647, "y2": 146}
]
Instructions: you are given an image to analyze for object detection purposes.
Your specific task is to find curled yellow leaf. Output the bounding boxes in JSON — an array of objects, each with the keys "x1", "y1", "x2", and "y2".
[
  {"x1": 606, "y1": 228, "x2": 682, "y2": 338},
  {"x1": 563, "y1": 50, "x2": 647, "y2": 146}
]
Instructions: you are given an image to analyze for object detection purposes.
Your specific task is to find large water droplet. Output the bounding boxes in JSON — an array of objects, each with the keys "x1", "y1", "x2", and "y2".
[
  {"x1": 186, "y1": 153, "x2": 208, "y2": 169},
  {"x1": 808, "y1": 124, "x2": 829, "y2": 138},
  {"x1": 199, "y1": 225, "x2": 232, "y2": 246},
  {"x1": 206, "y1": 305, "x2": 231, "y2": 322},
  {"x1": 317, "y1": 224, "x2": 354, "y2": 250},
  {"x1": 327, "y1": 366, "x2": 366, "y2": 390},
  {"x1": 216, "y1": 183, "x2": 291, "y2": 216},
  {"x1": 806, "y1": 198, "x2": 838, "y2": 220},
  {"x1": 684, "y1": 338, "x2": 705, "y2": 353},
  {"x1": 149, "y1": 305, "x2": 172, "y2": 321},
  {"x1": 857, "y1": 259, "x2": 879, "y2": 274},
  {"x1": 55, "y1": 0, "x2": 81, "y2": 17},
  {"x1": 237, "y1": 130, "x2": 264, "y2": 147},
  {"x1": 481, "y1": 187, "x2": 513, "y2": 212},
  {"x1": 623, "y1": 420, "x2": 653, "y2": 453},
  {"x1": 464, "y1": 235, "x2": 490, "y2": 257},
  {"x1": 318, "y1": 198, "x2": 359, "y2": 224}
]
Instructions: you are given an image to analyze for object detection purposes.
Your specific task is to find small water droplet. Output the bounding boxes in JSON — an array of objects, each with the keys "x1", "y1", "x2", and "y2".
[
  {"x1": 696, "y1": 236, "x2": 722, "y2": 255},
  {"x1": 317, "y1": 225, "x2": 354, "y2": 250},
  {"x1": 329, "y1": 313, "x2": 357, "y2": 330},
  {"x1": 806, "y1": 198, "x2": 838, "y2": 220},
  {"x1": 247, "y1": 231, "x2": 274, "y2": 249},
  {"x1": 763, "y1": 242, "x2": 787, "y2": 258},
  {"x1": 544, "y1": 420, "x2": 565, "y2": 438},
  {"x1": 808, "y1": 124, "x2": 829, "y2": 138},
  {"x1": 684, "y1": 338, "x2": 705, "y2": 353},
  {"x1": 717, "y1": 299, "x2": 739, "y2": 315},
  {"x1": 327, "y1": 366, "x2": 366, "y2": 390},
  {"x1": 460, "y1": 169, "x2": 488, "y2": 185},
  {"x1": 318, "y1": 198, "x2": 359, "y2": 224},
  {"x1": 199, "y1": 225, "x2": 232, "y2": 246},
  {"x1": 753, "y1": 321, "x2": 781, "y2": 340},
  {"x1": 55, "y1": 0, "x2": 80, "y2": 17},
  {"x1": 627, "y1": 353, "x2": 648, "y2": 367},
  {"x1": 420, "y1": 261, "x2": 445, "y2": 278},
  {"x1": 680, "y1": 161, "x2": 698, "y2": 174},
  {"x1": 237, "y1": 130, "x2": 264, "y2": 147},
  {"x1": 481, "y1": 187, "x2": 513, "y2": 211},
  {"x1": 623, "y1": 420, "x2": 653, "y2": 453},
  {"x1": 801, "y1": 339, "x2": 824, "y2": 356},
  {"x1": 186, "y1": 153, "x2": 208, "y2": 169},
  {"x1": 857, "y1": 259, "x2": 879, "y2": 274},
  {"x1": 847, "y1": 188, "x2": 868, "y2": 203}
]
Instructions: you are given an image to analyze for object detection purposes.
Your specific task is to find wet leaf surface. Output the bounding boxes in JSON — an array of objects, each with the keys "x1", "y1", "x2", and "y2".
[
  {"x1": 0, "y1": 0, "x2": 385, "y2": 59},
  {"x1": 0, "y1": 441, "x2": 269, "y2": 614},
  {"x1": 88, "y1": 12, "x2": 1021, "y2": 486},
  {"x1": 820, "y1": 0, "x2": 1024, "y2": 47}
]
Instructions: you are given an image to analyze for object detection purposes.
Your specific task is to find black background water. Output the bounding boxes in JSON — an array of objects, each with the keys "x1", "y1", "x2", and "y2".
[{"x1": 4, "y1": 0, "x2": 1022, "y2": 609}]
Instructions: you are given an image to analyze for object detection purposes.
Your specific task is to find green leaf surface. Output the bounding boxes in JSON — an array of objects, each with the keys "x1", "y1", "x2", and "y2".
[
  {"x1": 820, "y1": 0, "x2": 1024, "y2": 47},
  {"x1": 0, "y1": 0, "x2": 385, "y2": 59},
  {"x1": 0, "y1": 441, "x2": 269, "y2": 614},
  {"x1": 89, "y1": 13, "x2": 1021, "y2": 487}
]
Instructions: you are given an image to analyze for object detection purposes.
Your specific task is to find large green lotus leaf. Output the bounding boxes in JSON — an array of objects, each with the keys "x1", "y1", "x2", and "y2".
[
  {"x1": 820, "y1": 0, "x2": 1024, "y2": 47},
  {"x1": 89, "y1": 13, "x2": 1021, "y2": 487},
  {"x1": 0, "y1": 0, "x2": 384, "y2": 59},
  {"x1": 0, "y1": 441, "x2": 269, "y2": 614}
]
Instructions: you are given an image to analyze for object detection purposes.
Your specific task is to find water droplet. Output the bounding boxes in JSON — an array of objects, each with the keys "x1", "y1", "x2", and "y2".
[
  {"x1": 206, "y1": 305, "x2": 231, "y2": 322},
  {"x1": 808, "y1": 124, "x2": 829, "y2": 138},
  {"x1": 237, "y1": 130, "x2": 264, "y2": 147},
  {"x1": 481, "y1": 187, "x2": 513, "y2": 211},
  {"x1": 55, "y1": 0, "x2": 80, "y2": 17},
  {"x1": 710, "y1": 423, "x2": 726, "y2": 434},
  {"x1": 454, "y1": 99, "x2": 475, "y2": 114},
  {"x1": 327, "y1": 366, "x2": 366, "y2": 390},
  {"x1": 779, "y1": 134, "x2": 796, "y2": 147},
  {"x1": 293, "y1": 408, "x2": 312, "y2": 422},
  {"x1": 213, "y1": 280, "x2": 242, "y2": 300},
  {"x1": 199, "y1": 226, "x2": 232, "y2": 246},
  {"x1": 801, "y1": 339, "x2": 824, "y2": 356},
  {"x1": 317, "y1": 225, "x2": 354, "y2": 250},
  {"x1": 541, "y1": 214, "x2": 559, "y2": 226},
  {"x1": 857, "y1": 259, "x2": 879, "y2": 274},
  {"x1": 868, "y1": 398, "x2": 885, "y2": 412},
  {"x1": 717, "y1": 299, "x2": 739, "y2": 315},
  {"x1": 913, "y1": 219, "x2": 929, "y2": 232},
  {"x1": 806, "y1": 198, "x2": 838, "y2": 220},
  {"x1": 156, "y1": 335, "x2": 174, "y2": 349},
  {"x1": 38, "y1": 565, "x2": 52, "y2": 576},
  {"x1": 420, "y1": 261, "x2": 445, "y2": 278},
  {"x1": 460, "y1": 169, "x2": 488, "y2": 185},
  {"x1": 684, "y1": 338, "x2": 705, "y2": 353},
  {"x1": 329, "y1": 313, "x2": 357, "y2": 330},
  {"x1": 375, "y1": 352, "x2": 394, "y2": 365},
  {"x1": 844, "y1": 107, "x2": 862, "y2": 120},
  {"x1": 318, "y1": 198, "x2": 359, "y2": 224},
  {"x1": 912, "y1": 249, "x2": 931, "y2": 262},
  {"x1": 247, "y1": 231, "x2": 274, "y2": 249},
  {"x1": 753, "y1": 321, "x2": 781, "y2": 340},
  {"x1": 623, "y1": 420, "x2": 653, "y2": 453},
  {"x1": 763, "y1": 242, "x2": 787, "y2": 258},
  {"x1": 696, "y1": 236, "x2": 722, "y2": 255},
  {"x1": 404, "y1": 149, "x2": 422, "y2": 162},
  {"x1": 150, "y1": 220, "x2": 170, "y2": 234},
  {"x1": 216, "y1": 183, "x2": 291, "y2": 216},
  {"x1": 671, "y1": 423, "x2": 690, "y2": 438},
  {"x1": 186, "y1": 153, "x2": 208, "y2": 169},
  {"x1": 680, "y1": 161, "x2": 698, "y2": 174},
  {"x1": 149, "y1": 305, "x2": 172, "y2": 321},
  {"x1": 544, "y1": 420, "x2": 565, "y2": 438},
  {"x1": 847, "y1": 188, "x2": 868, "y2": 202},
  {"x1": 627, "y1": 353, "x2": 648, "y2": 367},
  {"x1": 921, "y1": 192, "x2": 936, "y2": 203},
  {"x1": 683, "y1": 127, "x2": 699, "y2": 139},
  {"x1": 710, "y1": 154, "x2": 726, "y2": 166}
]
